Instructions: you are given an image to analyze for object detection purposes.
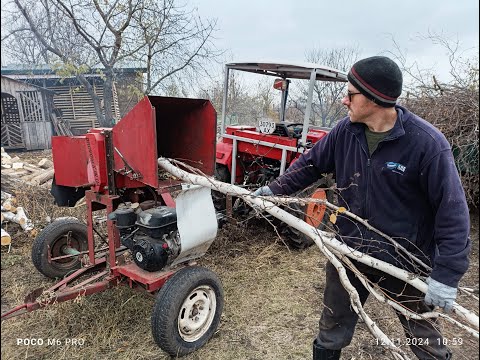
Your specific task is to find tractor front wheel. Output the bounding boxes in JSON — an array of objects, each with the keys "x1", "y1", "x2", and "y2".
[
  {"x1": 151, "y1": 266, "x2": 224, "y2": 357},
  {"x1": 31, "y1": 217, "x2": 88, "y2": 279}
]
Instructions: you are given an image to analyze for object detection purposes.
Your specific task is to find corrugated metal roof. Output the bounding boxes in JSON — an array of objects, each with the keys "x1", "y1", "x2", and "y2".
[
  {"x1": 1, "y1": 64, "x2": 146, "y2": 77},
  {"x1": 1, "y1": 75, "x2": 54, "y2": 93}
]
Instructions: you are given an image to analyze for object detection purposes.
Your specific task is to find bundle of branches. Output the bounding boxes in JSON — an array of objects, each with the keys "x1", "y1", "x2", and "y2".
[
  {"x1": 158, "y1": 157, "x2": 479, "y2": 360},
  {"x1": 401, "y1": 85, "x2": 479, "y2": 208}
]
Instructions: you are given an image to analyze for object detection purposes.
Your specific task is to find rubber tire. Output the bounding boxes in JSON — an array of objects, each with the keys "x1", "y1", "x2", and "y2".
[
  {"x1": 31, "y1": 218, "x2": 88, "y2": 279},
  {"x1": 280, "y1": 175, "x2": 335, "y2": 249},
  {"x1": 212, "y1": 165, "x2": 230, "y2": 211},
  {"x1": 151, "y1": 266, "x2": 224, "y2": 357}
]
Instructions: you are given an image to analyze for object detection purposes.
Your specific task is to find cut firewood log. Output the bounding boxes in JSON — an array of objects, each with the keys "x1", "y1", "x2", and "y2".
[
  {"x1": 23, "y1": 164, "x2": 41, "y2": 173},
  {"x1": 1, "y1": 196, "x2": 17, "y2": 212},
  {"x1": 2, "y1": 207, "x2": 34, "y2": 231},
  {"x1": 10, "y1": 170, "x2": 29, "y2": 177},
  {"x1": 31, "y1": 169, "x2": 55, "y2": 186},
  {"x1": 1, "y1": 205, "x2": 17, "y2": 213},
  {"x1": 1, "y1": 175, "x2": 23, "y2": 194},
  {"x1": 12, "y1": 162, "x2": 24, "y2": 169},
  {"x1": 22, "y1": 170, "x2": 44, "y2": 182},
  {"x1": 1, "y1": 191, "x2": 13, "y2": 201},
  {"x1": 1, "y1": 148, "x2": 11, "y2": 159},
  {"x1": 1, "y1": 228, "x2": 11, "y2": 246},
  {"x1": 38, "y1": 158, "x2": 53, "y2": 169}
]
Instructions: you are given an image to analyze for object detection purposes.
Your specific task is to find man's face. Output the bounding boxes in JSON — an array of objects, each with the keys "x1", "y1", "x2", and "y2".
[{"x1": 341, "y1": 83, "x2": 375, "y2": 123}]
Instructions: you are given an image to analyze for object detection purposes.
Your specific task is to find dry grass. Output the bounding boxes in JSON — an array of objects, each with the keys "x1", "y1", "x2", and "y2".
[{"x1": 1, "y1": 150, "x2": 478, "y2": 360}]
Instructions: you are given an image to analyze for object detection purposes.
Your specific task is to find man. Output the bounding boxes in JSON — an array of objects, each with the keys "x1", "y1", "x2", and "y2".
[{"x1": 254, "y1": 56, "x2": 471, "y2": 359}]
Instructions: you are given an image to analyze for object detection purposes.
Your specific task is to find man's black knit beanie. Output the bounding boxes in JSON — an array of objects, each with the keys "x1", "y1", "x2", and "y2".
[{"x1": 347, "y1": 56, "x2": 403, "y2": 107}]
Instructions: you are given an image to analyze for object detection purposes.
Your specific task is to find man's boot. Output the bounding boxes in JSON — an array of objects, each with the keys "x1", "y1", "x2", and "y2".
[{"x1": 313, "y1": 339, "x2": 341, "y2": 360}]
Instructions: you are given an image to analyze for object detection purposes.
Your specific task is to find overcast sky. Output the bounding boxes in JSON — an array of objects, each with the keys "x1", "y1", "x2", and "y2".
[{"x1": 192, "y1": 0, "x2": 479, "y2": 83}]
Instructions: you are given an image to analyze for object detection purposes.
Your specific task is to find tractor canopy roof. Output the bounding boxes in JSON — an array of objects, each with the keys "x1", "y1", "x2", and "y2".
[{"x1": 225, "y1": 61, "x2": 348, "y2": 82}]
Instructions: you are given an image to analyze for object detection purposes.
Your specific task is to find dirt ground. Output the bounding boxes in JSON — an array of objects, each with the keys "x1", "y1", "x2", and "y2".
[{"x1": 1, "y1": 150, "x2": 478, "y2": 360}]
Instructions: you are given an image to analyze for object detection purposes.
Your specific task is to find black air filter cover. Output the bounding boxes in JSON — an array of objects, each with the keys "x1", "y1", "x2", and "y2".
[{"x1": 136, "y1": 207, "x2": 177, "y2": 228}]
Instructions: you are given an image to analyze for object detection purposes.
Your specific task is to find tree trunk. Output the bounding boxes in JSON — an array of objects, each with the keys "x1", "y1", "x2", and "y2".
[{"x1": 103, "y1": 71, "x2": 115, "y2": 127}]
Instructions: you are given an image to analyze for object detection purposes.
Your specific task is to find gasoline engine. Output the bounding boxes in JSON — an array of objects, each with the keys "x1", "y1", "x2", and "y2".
[{"x1": 108, "y1": 204, "x2": 181, "y2": 272}]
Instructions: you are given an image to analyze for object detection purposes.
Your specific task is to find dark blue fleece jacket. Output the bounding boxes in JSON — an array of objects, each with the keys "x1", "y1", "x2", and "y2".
[{"x1": 269, "y1": 105, "x2": 471, "y2": 287}]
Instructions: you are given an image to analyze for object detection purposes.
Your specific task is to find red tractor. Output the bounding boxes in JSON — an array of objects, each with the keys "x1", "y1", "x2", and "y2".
[{"x1": 215, "y1": 62, "x2": 347, "y2": 248}]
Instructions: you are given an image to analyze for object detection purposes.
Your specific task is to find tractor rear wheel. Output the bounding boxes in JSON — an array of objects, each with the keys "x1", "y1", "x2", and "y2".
[
  {"x1": 280, "y1": 175, "x2": 334, "y2": 249},
  {"x1": 151, "y1": 266, "x2": 224, "y2": 357},
  {"x1": 212, "y1": 165, "x2": 230, "y2": 211},
  {"x1": 31, "y1": 217, "x2": 88, "y2": 279}
]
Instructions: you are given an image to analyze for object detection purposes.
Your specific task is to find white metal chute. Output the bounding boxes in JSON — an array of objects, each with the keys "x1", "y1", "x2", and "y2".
[{"x1": 171, "y1": 184, "x2": 218, "y2": 266}]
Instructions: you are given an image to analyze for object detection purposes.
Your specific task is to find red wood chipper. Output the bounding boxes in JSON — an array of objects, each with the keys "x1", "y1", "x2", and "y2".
[{"x1": 1, "y1": 96, "x2": 224, "y2": 357}]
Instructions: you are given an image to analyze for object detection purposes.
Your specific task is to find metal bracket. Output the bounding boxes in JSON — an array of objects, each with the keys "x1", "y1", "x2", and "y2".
[{"x1": 114, "y1": 147, "x2": 143, "y2": 180}]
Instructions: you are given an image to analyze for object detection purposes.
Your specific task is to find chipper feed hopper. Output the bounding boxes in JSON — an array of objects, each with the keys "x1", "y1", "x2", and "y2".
[{"x1": 1, "y1": 96, "x2": 224, "y2": 357}]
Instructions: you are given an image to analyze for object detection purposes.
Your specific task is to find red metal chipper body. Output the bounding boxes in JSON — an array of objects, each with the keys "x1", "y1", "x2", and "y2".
[{"x1": 2, "y1": 96, "x2": 225, "y2": 357}]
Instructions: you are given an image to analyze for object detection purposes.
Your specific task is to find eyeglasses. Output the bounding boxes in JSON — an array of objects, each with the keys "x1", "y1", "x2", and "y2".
[{"x1": 346, "y1": 91, "x2": 361, "y2": 102}]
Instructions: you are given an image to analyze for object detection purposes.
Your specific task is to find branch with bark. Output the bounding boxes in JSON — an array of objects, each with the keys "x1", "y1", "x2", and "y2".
[{"x1": 157, "y1": 157, "x2": 479, "y2": 358}]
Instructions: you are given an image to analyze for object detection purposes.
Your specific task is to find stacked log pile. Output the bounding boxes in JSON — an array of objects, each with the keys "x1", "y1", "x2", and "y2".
[
  {"x1": 1, "y1": 190, "x2": 35, "y2": 250},
  {"x1": 1, "y1": 147, "x2": 46, "y2": 250},
  {"x1": 1, "y1": 147, "x2": 54, "y2": 188}
]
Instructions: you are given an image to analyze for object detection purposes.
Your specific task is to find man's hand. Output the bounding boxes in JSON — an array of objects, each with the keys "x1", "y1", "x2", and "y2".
[
  {"x1": 233, "y1": 186, "x2": 273, "y2": 213},
  {"x1": 252, "y1": 186, "x2": 273, "y2": 197},
  {"x1": 424, "y1": 277, "x2": 457, "y2": 313}
]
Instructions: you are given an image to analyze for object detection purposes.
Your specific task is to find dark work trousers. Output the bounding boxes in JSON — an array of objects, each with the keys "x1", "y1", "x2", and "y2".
[{"x1": 317, "y1": 261, "x2": 452, "y2": 360}]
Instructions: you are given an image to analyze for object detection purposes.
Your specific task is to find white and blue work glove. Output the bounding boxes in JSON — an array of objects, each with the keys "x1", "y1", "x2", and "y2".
[
  {"x1": 424, "y1": 277, "x2": 457, "y2": 313},
  {"x1": 233, "y1": 186, "x2": 273, "y2": 212},
  {"x1": 252, "y1": 186, "x2": 274, "y2": 197}
]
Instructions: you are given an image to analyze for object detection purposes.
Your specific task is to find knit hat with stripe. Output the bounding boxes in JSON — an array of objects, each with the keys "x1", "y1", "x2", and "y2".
[{"x1": 347, "y1": 56, "x2": 403, "y2": 107}]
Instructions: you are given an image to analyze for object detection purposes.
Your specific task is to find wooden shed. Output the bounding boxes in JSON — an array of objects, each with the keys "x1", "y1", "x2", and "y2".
[
  {"x1": 1, "y1": 76, "x2": 54, "y2": 150},
  {"x1": 1, "y1": 65, "x2": 145, "y2": 136}
]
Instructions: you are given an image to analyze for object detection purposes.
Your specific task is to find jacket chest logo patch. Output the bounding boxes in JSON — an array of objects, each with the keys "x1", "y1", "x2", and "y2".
[{"x1": 386, "y1": 161, "x2": 406, "y2": 175}]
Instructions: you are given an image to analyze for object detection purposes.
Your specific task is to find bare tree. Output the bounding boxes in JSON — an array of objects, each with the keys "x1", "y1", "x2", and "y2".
[
  {"x1": 388, "y1": 32, "x2": 479, "y2": 96},
  {"x1": 3, "y1": 0, "x2": 221, "y2": 127},
  {"x1": 388, "y1": 33, "x2": 479, "y2": 207},
  {"x1": 254, "y1": 78, "x2": 279, "y2": 120},
  {"x1": 130, "y1": 0, "x2": 221, "y2": 95},
  {"x1": 293, "y1": 47, "x2": 360, "y2": 127},
  {"x1": 198, "y1": 70, "x2": 265, "y2": 129},
  {"x1": 5, "y1": 0, "x2": 137, "y2": 126}
]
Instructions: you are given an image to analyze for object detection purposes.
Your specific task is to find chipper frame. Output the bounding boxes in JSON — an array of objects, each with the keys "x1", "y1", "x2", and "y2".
[{"x1": 1, "y1": 96, "x2": 224, "y2": 357}]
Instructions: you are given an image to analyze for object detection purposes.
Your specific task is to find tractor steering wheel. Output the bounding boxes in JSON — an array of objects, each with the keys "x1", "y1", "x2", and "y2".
[{"x1": 285, "y1": 123, "x2": 304, "y2": 139}]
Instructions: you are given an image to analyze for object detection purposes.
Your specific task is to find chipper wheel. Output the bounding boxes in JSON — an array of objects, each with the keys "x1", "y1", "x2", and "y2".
[
  {"x1": 151, "y1": 266, "x2": 224, "y2": 357},
  {"x1": 31, "y1": 218, "x2": 88, "y2": 279},
  {"x1": 280, "y1": 176, "x2": 334, "y2": 249}
]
